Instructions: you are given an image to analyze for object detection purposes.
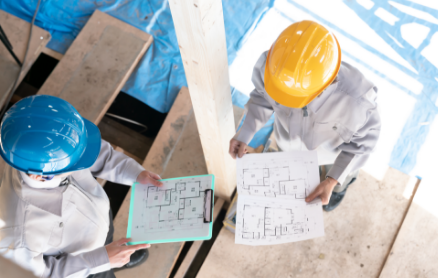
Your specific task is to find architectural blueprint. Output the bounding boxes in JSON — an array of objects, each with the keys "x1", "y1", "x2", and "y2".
[
  {"x1": 235, "y1": 151, "x2": 325, "y2": 245},
  {"x1": 128, "y1": 175, "x2": 214, "y2": 244}
]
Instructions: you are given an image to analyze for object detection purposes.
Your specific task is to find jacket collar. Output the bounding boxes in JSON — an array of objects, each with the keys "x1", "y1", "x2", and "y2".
[
  {"x1": 16, "y1": 171, "x2": 67, "y2": 217},
  {"x1": 307, "y1": 78, "x2": 339, "y2": 114}
]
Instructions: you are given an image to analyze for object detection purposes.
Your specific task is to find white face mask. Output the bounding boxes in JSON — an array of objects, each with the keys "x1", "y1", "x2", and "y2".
[{"x1": 19, "y1": 172, "x2": 63, "y2": 189}]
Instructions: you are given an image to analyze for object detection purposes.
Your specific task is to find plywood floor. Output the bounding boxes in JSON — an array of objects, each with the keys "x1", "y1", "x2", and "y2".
[{"x1": 198, "y1": 168, "x2": 416, "y2": 278}]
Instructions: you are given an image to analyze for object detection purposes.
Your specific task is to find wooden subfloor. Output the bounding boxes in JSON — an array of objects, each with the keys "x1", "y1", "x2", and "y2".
[
  {"x1": 198, "y1": 168, "x2": 416, "y2": 278},
  {"x1": 380, "y1": 175, "x2": 437, "y2": 277}
]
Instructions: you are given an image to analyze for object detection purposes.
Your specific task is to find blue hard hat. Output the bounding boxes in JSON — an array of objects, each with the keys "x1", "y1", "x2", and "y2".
[{"x1": 0, "y1": 95, "x2": 101, "y2": 175}]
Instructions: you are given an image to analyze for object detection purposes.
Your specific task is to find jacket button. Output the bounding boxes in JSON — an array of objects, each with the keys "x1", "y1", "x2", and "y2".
[
  {"x1": 332, "y1": 126, "x2": 337, "y2": 131},
  {"x1": 59, "y1": 222, "x2": 63, "y2": 228}
]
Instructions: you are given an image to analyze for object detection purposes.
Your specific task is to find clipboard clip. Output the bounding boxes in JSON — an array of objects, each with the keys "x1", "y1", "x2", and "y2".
[{"x1": 203, "y1": 189, "x2": 213, "y2": 223}]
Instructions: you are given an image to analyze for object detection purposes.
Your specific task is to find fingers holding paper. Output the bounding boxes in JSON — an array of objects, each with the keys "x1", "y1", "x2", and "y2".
[
  {"x1": 137, "y1": 170, "x2": 163, "y2": 187},
  {"x1": 305, "y1": 177, "x2": 338, "y2": 205}
]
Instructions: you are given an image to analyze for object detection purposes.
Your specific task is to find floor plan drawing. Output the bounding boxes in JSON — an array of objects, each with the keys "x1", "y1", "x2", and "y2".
[
  {"x1": 140, "y1": 181, "x2": 205, "y2": 231},
  {"x1": 129, "y1": 175, "x2": 214, "y2": 243},
  {"x1": 235, "y1": 196, "x2": 324, "y2": 245},
  {"x1": 235, "y1": 151, "x2": 324, "y2": 246},
  {"x1": 238, "y1": 154, "x2": 313, "y2": 199}
]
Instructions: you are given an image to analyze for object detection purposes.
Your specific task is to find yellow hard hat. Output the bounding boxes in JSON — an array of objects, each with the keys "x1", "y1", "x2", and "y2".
[{"x1": 264, "y1": 20, "x2": 341, "y2": 108}]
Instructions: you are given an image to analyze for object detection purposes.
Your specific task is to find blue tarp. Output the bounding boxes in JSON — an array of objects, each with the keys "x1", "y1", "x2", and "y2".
[{"x1": 0, "y1": 0, "x2": 270, "y2": 113}]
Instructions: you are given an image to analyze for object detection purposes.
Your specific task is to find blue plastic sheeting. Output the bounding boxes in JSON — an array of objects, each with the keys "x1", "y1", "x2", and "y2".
[
  {"x1": 285, "y1": 0, "x2": 438, "y2": 176},
  {"x1": 0, "y1": 0, "x2": 270, "y2": 113},
  {"x1": 232, "y1": 88, "x2": 274, "y2": 149}
]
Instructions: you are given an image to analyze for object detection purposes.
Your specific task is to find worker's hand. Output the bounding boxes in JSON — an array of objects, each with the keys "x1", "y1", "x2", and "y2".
[
  {"x1": 137, "y1": 170, "x2": 163, "y2": 187},
  {"x1": 105, "y1": 238, "x2": 150, "y2": 268},
  {"x1": 229, "y1": 139, "x2": 248, "y2": 159},
  {"x1": 305, "y1": 177, "x2": 338, "y2": 205}
]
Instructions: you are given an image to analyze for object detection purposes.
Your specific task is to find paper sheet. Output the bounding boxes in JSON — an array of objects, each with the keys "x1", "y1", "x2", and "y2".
[
  {"x1": 128, "y1": 175, "x2": 214, "y2": 244},
  {"x1": 235, "y1": 151, "x2": 324, "y2": 245}
]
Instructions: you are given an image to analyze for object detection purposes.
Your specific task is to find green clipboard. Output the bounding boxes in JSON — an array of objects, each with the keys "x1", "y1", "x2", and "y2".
[{"x1": 127, "y1": 174, "x2": 215, "y2": 245}]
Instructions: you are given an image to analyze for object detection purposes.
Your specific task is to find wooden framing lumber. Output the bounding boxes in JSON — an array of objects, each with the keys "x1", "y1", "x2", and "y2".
[
  {"x1": 173, "y1": 198, "x2": 225, "y2": 278},
  {"x1": 168, "y1": 0, "x2": 236, "y2": 200},
  {"x1": 37, "y1": 10, "x2": 153, "y2": 125},
  {"x1": 0, "y1": 10, "x2": 50, "y2": 109}
]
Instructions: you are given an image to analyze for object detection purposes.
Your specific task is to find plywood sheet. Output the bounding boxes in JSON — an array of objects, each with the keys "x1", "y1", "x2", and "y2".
[
  {"x1": 38, "y1": 10, "x2": 152, "y2": 124},
  {"x1": 379, "y1": 177, "x2": 438, "y2": 277},
  {"x1": 198, "y1": 168, "x2": 415, "y2": 278},
  {"x1": 0, "y1": 10, "x2": 50, "y2": 107}
]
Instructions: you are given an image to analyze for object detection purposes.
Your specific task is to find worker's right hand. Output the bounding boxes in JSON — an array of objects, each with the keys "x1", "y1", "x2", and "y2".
[
  {"x1": 105, "y1": 238, "x2": 150, "y2": 268},
  {"x1": 229, "y1": 139, "x2": 248, "y2": 159}
]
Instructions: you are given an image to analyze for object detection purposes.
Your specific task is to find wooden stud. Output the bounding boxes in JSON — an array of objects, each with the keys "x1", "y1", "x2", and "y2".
[{"x1": 168, "y1": 0, "x2": 236, "y2": 201}]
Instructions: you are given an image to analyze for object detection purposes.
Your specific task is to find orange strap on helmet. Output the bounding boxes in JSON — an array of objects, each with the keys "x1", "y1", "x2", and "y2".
[{"x1": 264, "y1": 20, "x2": 341, "y2": 108}]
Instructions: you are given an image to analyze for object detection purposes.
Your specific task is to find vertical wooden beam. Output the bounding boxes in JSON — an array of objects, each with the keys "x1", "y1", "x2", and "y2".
[{"x1": 168, "y1": 0, "x2": 236, "y2": 200}]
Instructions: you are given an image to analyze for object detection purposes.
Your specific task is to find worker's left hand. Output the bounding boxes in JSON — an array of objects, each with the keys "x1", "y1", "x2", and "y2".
[
  {"x1": 305, "y1": 177, "x2": 338, "y2": 205},
  {"x1": 137, "y1": 170, "x2": 163, "y2": 187}
]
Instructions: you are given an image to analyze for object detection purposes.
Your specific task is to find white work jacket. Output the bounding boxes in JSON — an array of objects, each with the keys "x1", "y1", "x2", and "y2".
[
  {"x1": 0, "y1": 140, "x2": 145, "y2": 278},
  {"x1": 235, "y1": 52, "x2": 381, "y2": 184}
]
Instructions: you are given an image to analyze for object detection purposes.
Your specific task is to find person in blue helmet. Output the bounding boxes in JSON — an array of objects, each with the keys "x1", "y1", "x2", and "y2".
[{"x1": 0, "y1": 95, "x2": 162, "y2": 278}]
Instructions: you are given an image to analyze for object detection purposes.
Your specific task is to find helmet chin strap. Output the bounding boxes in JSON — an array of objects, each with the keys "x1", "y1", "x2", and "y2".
[{"x1": 19, "y1": 171, "x2": 63, "y2": 189}]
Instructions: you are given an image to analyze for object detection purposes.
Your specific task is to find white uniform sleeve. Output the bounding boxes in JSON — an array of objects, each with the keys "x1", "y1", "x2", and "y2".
[
  {"x1": 0, "y1": 246, "x2": 111, "y2": 278},
  {"x1": 89, "y1": 140, "x2": 145, "y2": 185},
  {"x1": 234, "y1": 51, "x2": 274, "y2": 144},
  {"x1": 327, "y1": 89, "x2": 381, "y2": 184}
]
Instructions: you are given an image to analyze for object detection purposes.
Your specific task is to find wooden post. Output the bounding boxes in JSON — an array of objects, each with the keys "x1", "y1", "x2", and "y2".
[{"x1": 169, "y1": 0, "x2": 236, "y2": 200}]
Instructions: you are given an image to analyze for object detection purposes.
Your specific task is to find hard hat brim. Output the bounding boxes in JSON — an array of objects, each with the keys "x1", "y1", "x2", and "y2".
[{"x1": 66, "y1": 118, "x2": 101, "y2": 173}]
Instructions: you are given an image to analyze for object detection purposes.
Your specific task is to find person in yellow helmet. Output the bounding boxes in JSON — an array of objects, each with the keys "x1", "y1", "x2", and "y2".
[{"x1": 229, "y1": 20, "x2": 381, "y2": 211}]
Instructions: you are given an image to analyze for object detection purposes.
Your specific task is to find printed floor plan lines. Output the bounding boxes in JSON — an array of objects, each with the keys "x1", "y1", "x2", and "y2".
[
  {"x1": 241, "y1": 205, "x2": 307, "y2": 240},
  {"x1": 235, "y1": 151, "x2": 324, "y2": 245},
  {"x1": 239, "y1": 157, "x2": 311, "y2": 199},
  {"x1": 140, "y1": 181, "x2": 205, "y2": 231},
  {"x1": 129, "y1": 175, "x2": 214, "y2": 243},
  {"x1": 145, "y1": 181, "x2": 204, "y2": 222}
]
